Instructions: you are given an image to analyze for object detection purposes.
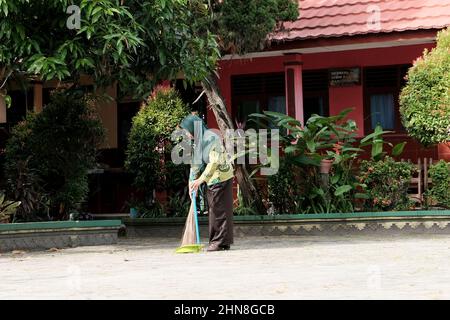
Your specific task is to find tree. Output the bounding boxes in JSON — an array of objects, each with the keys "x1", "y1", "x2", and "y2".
[
  {"x1": 198, "y1": 0, "x2": 299, "y2": 213},
  {"x1": 400, "y1": 27, "x2": 450, "y2": 147},
  {"x1": 0, "y1": 0, "x2": 218, "y2": 98}
]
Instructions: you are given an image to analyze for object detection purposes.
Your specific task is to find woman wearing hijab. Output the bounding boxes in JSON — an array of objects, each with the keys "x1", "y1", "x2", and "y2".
[{"x1": 180, "y1": 114, "x2": 234, "y2": 252}]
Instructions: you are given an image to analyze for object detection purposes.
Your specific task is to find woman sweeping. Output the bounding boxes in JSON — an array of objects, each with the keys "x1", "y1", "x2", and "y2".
[{"x1": 180, "y1": 114, "x2": 234, "y2": 252}]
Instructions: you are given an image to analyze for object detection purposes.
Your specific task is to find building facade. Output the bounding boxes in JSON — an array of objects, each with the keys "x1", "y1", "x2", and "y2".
[{"x1": 211, "y1": 0, "x2": 450, "y2": 161}]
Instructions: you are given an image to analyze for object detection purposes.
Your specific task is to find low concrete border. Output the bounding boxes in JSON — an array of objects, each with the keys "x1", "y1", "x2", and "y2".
[
  {"x1": 122, "y1": 210, "x2": 450, "y2": 238},
  {"x1": 0, "y1": 220, "x2": 122, "y2": 252}
]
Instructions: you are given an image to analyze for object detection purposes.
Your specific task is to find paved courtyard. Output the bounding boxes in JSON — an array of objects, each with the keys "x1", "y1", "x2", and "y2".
[{"x1": 2, "y1": 235, "x2": 450, "y2": 300}]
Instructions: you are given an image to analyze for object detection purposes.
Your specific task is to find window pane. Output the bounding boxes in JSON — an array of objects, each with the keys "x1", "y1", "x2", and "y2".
[
  {"x1": 370, "y1": 93, "x2": 395, "y2": 130},
  {"x1": 231, "y1": 73, "x2": 285, "y2": 128},
  {"x1": 304, "y1": 96, "x2": 326, "y2": 122},
  {"x1": 237, "y1": 100, "x2": 260, "y2": 128},
  {"x1": 268, "y1": 96, "x2": 286, "y2": 114},
  {"x1": 302, "y1": 70, "x2": 330, "y2": 122}
]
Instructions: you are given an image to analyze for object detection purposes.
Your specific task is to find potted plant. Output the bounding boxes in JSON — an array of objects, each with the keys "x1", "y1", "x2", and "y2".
[
  {"x1": 320, "y1": 158, "x2": 334, "y2": 174},
  {"x1": 126, "y1": 194, "x2": 141, "y2": 219},
  {"x1": 130, "y1": 207, "x2": 139, "y2": 219},
  {"x1": 320, "y1": 141, "x2": 347, "y2": 174}
]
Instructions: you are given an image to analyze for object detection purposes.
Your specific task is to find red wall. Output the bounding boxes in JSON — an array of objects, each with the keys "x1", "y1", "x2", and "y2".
[
  {"x1": 329, "y1": 85, "x2": 364, "y2": 136},
  {"x1": 439, "y1": 143, "x2": 450, "y2": 161}
]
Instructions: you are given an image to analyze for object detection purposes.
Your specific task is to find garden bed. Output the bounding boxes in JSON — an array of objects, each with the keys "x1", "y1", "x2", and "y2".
[
  {"x1": 123, "y1": 210, "x2": 450, "y2": 238},
  {"x1": 0, "y1": 220, "x2": 122, "y2": 252}
]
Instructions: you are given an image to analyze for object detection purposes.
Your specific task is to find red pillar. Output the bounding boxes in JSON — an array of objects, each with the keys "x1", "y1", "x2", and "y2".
[{"x1": 284, "y1": 54, "x2": 304, "y2": 125}]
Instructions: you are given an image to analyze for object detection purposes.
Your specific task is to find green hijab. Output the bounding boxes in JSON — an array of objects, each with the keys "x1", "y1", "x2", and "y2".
[
  {"x1": 180, "y1": 114, "x2": 218, "y2": 164},
  {"x1": 180, "y1": 114, "x2": 208, "y2": 136}
]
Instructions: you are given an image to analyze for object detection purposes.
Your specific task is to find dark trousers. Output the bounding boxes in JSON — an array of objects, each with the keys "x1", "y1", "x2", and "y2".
[{"x1": 206, "y1": 179, "x2": 234, "y2": 246}]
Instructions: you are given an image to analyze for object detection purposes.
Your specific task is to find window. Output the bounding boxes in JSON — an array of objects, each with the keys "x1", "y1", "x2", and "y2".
[
  {"x1": 232, "y1": 73, "x2": 285, "y2": 128},
  {"x1": 303, "y1": 70, "x2": 329, "y2": 122},
  {"x1": 364, "y1": 65, "x2": 410, "y2": 133},
  {"x1": 6, "y1": 89, "x2": 33, "y2": 128},
  {"x1": 369, "y1": 94, "x2": 395, "y2": 130},
  {"x1": 231, "y1": 71, "x2": 330, "y2": 127}
]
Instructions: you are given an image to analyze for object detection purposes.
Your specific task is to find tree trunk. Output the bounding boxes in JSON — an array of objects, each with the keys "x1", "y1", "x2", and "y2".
[{"x1": 201, "y1": 75, "x2": 266, "y2": 214}]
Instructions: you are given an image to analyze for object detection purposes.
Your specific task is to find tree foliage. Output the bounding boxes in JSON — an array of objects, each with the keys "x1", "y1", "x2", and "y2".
[
  {"x1": 125, "y1": 86, "x2": 189, "y2": 196},
  {"x1": 426, "y1": 160, "x2": 450, "y2": 208},
  {"x1": 400, "y1": 27, "x2": 450, "y2": 146},
  {"x1": 0, "y1": 0, "x2": 219, "y2": 97},
  {"x1": 216, "y1": 0, "x2": 298, "y2": 54}
]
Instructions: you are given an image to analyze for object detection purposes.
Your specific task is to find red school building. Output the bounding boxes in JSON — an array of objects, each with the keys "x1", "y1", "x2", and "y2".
[{"x1": 210, "y1": 0, "x2": 450, "y2": 161}]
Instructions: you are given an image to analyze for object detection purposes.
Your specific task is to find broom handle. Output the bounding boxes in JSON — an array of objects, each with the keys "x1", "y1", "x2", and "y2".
[{"x1": 192, "y1": 192, "x2": 200, "y2": 245}]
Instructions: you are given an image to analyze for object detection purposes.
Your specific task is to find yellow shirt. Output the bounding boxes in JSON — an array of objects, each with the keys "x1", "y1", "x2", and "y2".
[{"x1": 190, "y1": 138, "x2": 234, "y2": 186}]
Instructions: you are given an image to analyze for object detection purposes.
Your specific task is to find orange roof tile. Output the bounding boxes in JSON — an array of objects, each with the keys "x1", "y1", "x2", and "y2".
[{"x1": 271, "y1": 0, "x2": 450, "y2": 41}]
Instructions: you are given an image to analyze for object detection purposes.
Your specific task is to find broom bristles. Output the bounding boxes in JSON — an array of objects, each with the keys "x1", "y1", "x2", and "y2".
[{"x1": 180, "y1": 201, "x2": 198, "y2": 247}]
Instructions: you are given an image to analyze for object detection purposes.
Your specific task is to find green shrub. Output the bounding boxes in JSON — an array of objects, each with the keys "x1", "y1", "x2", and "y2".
[
  {"x1": 256, "y1": 109, "x2": 388, "y2": 214},
  {"x1": 359, "y1": 157, "x2": 415, "y2": 211},
  {"x1": 400, "y1": 27, "x2": 450, "y2": 146},
  {"x1": 4, "y1": 90, "x2": 105, "y2": 221},
  {"x1": 125, "y1": 86, "x2": 190, "y2": 216},
  {"x1": 426, "y1": 160, "x2": 450, "y2": 208}
]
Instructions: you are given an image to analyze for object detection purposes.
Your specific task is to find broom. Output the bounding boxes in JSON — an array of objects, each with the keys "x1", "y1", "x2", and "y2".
[{"x1": 175, "y1": 192, "x2": 203, "y2": 253}]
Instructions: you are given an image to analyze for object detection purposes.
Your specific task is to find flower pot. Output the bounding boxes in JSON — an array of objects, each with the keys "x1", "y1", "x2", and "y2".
[
  {"x1": 130, "y1": 207, "x2": 139, "y2": 219},
  {"x1": 320, "y1": 159, "x2": 334, "y2": 174}
]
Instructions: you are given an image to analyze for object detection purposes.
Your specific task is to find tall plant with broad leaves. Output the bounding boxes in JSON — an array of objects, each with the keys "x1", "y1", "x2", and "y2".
[{"x1": 250, "y1": 109, "x2": 407, "y2": 213}]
